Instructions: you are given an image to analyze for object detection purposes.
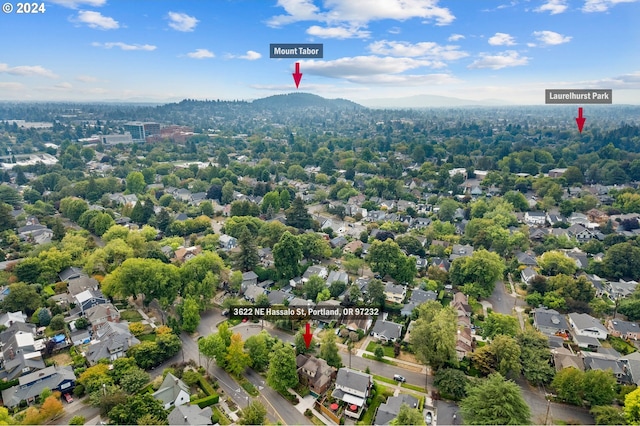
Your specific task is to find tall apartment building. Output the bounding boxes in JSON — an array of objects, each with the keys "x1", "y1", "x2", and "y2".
[{"x1": 123, "y1": 122, "x2": 160, "y2": 142}]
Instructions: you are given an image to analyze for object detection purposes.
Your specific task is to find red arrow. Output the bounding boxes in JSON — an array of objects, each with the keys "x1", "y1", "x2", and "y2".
[
  {"x1": 292, "y1": 62, "x2": 303, "y2": 89},
  {"x1": 576, "y1": 107, "x2": 586, "y2": 133},
  {"x1": 303, "y1": 323, "x2": 313, "y2": 349}
]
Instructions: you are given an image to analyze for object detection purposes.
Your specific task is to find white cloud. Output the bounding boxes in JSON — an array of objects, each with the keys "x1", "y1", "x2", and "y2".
[
  {"x1": 187, "y1": 49, "x2": 215, "y2": 59},
  {"x1": 0, "y1": 63, "x2": 58, "y2": 78},
  {"x1": 236, "y1": 50, "x2": 262, "y2": 60},
  {"x1": 54, "y1": 82, "x2": 73, "y2": 89},
  {"x1": 92, "y1": 42, "x2": 157, "y2": 51},
  {"x1": 535, "y1": 0, "x2": 569, "y2": 14},
  {"x1": 167, "y1": 12, "x2": 199, "y2": 32},
  {"x1": 300, "y1": 56, "x2": 437, "y2": 83},
  {"x1": 76, "y1": 75, "x2": 98, "y2": 82},
  {"x1": 48, "y1": 0, "x2": 106, "y2": 8},
  {"x1": 306, "y1": 25, "x2": 370, "y2": 39},
  {"x1": 0, "y1": 82, "x2": 25, "y2": 90},
  {"x1": 582, "y1": 0, "x2": 638, "y2": 12},
  {"x1": 488, "y1": 32, "x2": 516, "y2": 46},
  {"x1": 75, "y1": 10, "x2": 119, "y2": 30},
  {"x1": 388, "y1": 27, "x2": 401, "y2": 34},
  {"x1": 532, "y1": 30, "x2": 572, "y2": 45},
  {"x1": 267, "y1": 0, "x2": 455, "y2": 27},
  {"x1": 448, "y1": 33, "x2": 465, "y2": 41},
  {"x1": 468, "y1": 51, "x2": 529, "y2": 70},
  {"x1": 368, "y1": 40, "x2": 468, "y2": 61}
]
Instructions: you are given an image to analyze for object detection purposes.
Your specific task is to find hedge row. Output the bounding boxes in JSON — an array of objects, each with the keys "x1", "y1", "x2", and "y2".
[
  {"x1": 197, "y1": 374, "x2": 216, "y2": 396},
  {"x1": 193, "y1": 394, "x2": 220, "y2": 408},
  {"x1": 0, "y1": 379, "x2": 19, "y2": 391}
]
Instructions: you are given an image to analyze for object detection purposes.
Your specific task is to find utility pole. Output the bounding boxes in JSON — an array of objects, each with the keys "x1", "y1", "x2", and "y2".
[{"x1": 544, "y1": 399, "x2": 551, "y2": 425}]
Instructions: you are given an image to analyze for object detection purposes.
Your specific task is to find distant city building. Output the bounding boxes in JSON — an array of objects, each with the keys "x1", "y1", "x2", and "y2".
[
  {"x1": 101, "y1": 133, "x2": 134, "y2": 146},
  {"x1": 123, "y1": 122, "x2": 160, "y2": 142}
]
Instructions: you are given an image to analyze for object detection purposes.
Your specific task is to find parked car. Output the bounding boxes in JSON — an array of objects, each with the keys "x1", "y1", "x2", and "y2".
[
  {"x1": 425, "y1": 412, "x2": 433, "y2": 424},
  {"x1": 393, "y1": 374, "x2": 406, "y2": 382},
  {"x1": 63, "y1": 393, "x2": 73, "y2": 403}
]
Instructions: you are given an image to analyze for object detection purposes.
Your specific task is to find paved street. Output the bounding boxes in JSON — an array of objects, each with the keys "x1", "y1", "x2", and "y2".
[{"x1": 487, "y1": 280, "x2": 524, "y2": 315}]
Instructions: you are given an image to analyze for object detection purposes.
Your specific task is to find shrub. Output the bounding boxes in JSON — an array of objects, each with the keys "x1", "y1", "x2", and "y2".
[
  {"x1": 304, "y1": 409, "x2": 312, "y2": 417},
  {"x1": 193, "y1": 394, "x2": 220, "y2": 408},
  {"x1": 69, "y1": 415, "x2": 85, "y2": 425},
  {"x1": 182, "y1": 370, "x2": 200, "y2": 387},
  {"x1": 73, "y1": 384, "x2": 85, "y2": 397}
]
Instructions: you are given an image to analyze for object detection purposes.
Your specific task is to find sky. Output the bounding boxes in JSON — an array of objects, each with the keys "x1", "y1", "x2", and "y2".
[{"x1": 0, "y1": 0, "x2": 639, "y2": 104}]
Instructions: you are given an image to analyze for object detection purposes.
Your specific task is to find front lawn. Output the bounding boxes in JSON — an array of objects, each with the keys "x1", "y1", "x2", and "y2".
[
  {"x1": 363, "y1": 353, "x2": 397, "y2": 365},
  {"x1": 365, "y1": 341, "x2": 395, "y2": 358},
  {"x1": 120, "y1": 310, "x2": 143, "y2": 322}
]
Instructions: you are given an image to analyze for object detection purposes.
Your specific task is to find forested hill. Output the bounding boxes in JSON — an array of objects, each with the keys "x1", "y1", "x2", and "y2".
[{"x1": 250, "y1": 93, "x2": 363, "y2": 111}]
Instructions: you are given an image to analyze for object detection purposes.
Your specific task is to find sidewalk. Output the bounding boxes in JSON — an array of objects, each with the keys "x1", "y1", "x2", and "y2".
[{"x1": 219, "y1": 399, "x2": 240, "y2": 422}]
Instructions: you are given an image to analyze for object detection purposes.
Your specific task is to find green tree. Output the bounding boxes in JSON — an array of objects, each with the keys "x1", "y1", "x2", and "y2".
[
  {"x1": 119, "y1": 367, "x2": 150, "y2": 394},
  {"x1": 267, "y1": 341, "x2": 299, "y2": 392},
  {"x1": 390, "y1": 404, "x2": 425, "y2": 425},
  {"x1": 460, "y1": 373, "x2": 531, "y2": 425},
  {"x1": 298, "y1": 233, "x2": 331, "y2": 261},
  {"x1": 2, "y1": 283, "x2": 41, "y2": 315},
  {"x1": 225, "y1": 333, "x2": 251, "y2": 376},
  {"x1": 107, "y1": 393, "x2": 167, "y2": 425},
  {"x1": 199, "y1": 322, "x2": 232, "y2": 370},
  {"x1": 180, "y1": 297, "x2": 200, "y2": 333},
  {"x1": 261, "y1": 190, "x2": 281, "y2": 214},
  {"x1": 245, "y1": 331, "x2": 273, "y2": 372},
  {"x1": 366, "y1": 279, "x2": 386, "y2": 307},
  {"x1": 0, "y1": 203, "x2": 17, "y2": 232},
  {"x1": 517, "y1": 331, "x2": 555, "y2": 385},
  {"x1": 319, "y1": 331, "x2": 343, "y2": 369},
  {"x1": 303, "y1": 275, "x2": 325, "y2": 302},
  {"x1": 591, "y1": 405, "x2": 625, "y2": 425},
  {"x1": 221, "y1": 181, "x2": 235, "y2": 204},
  {"x1": 279, "y1": 189, "x2": 291, "y2": 210},
  {"x1": 273, "y1": 231, "x2": 303, "y2": 279},
  {"x1": 537, "y1": 250, "x2": 578, "y2": 276},
  {"x1": 434, "y1": 368, "x2": 470, "y2": 400},
  {"x1": 69, "y1": 415, "x2": 85, "y2": 425},
  {"x1": 239, "y1": 401, "x2": 268, "y2": 425},
  {"x1": 449, "y1": 249, "x2": 504, "y2": 298},
  {"x1": 603, "y1": 242, "x2": 640, "y2": 280},
  {"x1": 233, "y1": 227, "x2": 260, "y2": 272},
  {"x1": 552, "y1": 367, "x2": 584, "y2": 405},
  {"x1": 125, "y1": 171, "x2": 146, "y2": 194},
  {"x1": 374, "y1": 345, "x2": 385, "y2": 361},
  {"x1": 583, "y1": 369, "x2": 617, "y2": 406},
  {"x1": 482, "y1": 313, "x2": 519, "y2": 339},
  {"x1": 285, "y1": 197, "x2": 313, "y2": 230},
  {"x1": 437, "y1": 199, "x2": 459, "y2": 222},
  {"x1": 411, "y1": 301, "x2": 457, "y2": 370},
  {"x1": 49, "y1": 314, "x2": 66, "y2": 332},
  {"x1": 625, "y1": 387, "x2": 640, "y2": 424},
  {"x1": 295, "y1": 329, "x2": 315, "y2": 355}
]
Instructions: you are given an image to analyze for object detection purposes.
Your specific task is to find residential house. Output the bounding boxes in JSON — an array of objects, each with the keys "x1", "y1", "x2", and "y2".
[
  {"x1": 327, "y1": 270, "x2": 349, "y2": 286},
  {"x1": 75, "y1": 289, "x2": 107, "y2": 314},
  {"x1": 219, "y1": 234, "x2": 237, "y2": 251},
  {"x1": 608, "y1": 280, "x2": 639, "y2": 299},
  {"x1": 371, "y1": 320, "x2": 403, "y2": 343},
  {"x1": 267, "y1": 290, "x2": 288, "y2": 305},
  {"x1": 167, "y1": 404, "x2": 213, "y2": 426},
  {"x1": 330, "y1": 236, "x2": 348, "y2": 249},
  {"x1": 383, "y1": 283, "x2": 406, "y2": 304},
  {"x1": 521, "y1": 267, "x2": 537, "y2": 284},
  {"x1": 411, "y1": 218, "x2": 432, "y2": 229},
  {"x1": 584, "y1": 353, "x2": 629, "y2": 384},
  {"x1": 303, "y1": 265, "x2": 328, "y2": 283},
  {"x1": 525, "y1": 211, "x2": 547, "y2": 226},
  {"x1": 0, "y1": 326, "x2": 44, "y2": 381},
  {"x1": 1, "y1": 365, "x2": 76, "y2": 408},
  {"x1": 621, "y1": 352, "x2": 640, "y2": 386},
  {"x1": 152, "y1": 373, "x2": 191, "y2": 410},
  {"x1": 515, "y1": 252, "x2": 538, "y2": 267},
  {"x1": 0, "y1": 311, "x2": 26, "y2": 328},
  {"x1": 331, "y1": 368, "x2": 373, "y2": 419},
  {"x1": 242, "y1": 271, "x2": 259, "y2": 287},
  {"x1": 296, "y1": 354, "x2": 337, "y2": 396},
  {"x1": 17, "y1": 224, "x2": 53, "y2": 245},
  {"x1": 549, "y1": 168, "x2": 568, "y2": 178},
  {"x1": 343, "y1": 240, "x2": 364, "y2": 255},
  {"x1": 67, "y1": 276, "x2": 100, "y2": 298},
  {"x1": 450, "y1": 244, "x2": 473, "y2": 261},
  {"x1": 552, "y1": 347, "x2": 585, "y2": 372},
  {"x1": 607, "y1": 319, "x2": 640, "y2": 340},
  {"x1": 258, "y1": 247, "x2": 274, "y2": 266},
  {"x1": 431, "y1": 257, "x2": 451, "y2": 272},
  {"x1": 174, "y1": 246, "x2": 202, "y2": 263},
  {"x1": 374, "y1": 394, "x2": 420, "y2": 426},
  {"x1": 584, "y1": 274, "x2": 607, "y2": 298},
  {"x1": 401, "y1": 289, "x2": 437, "y2": 316},
  {"x1": 84, "y1": 303, "x2": 120, "y2": 331},
  {"x1": 569, "y1": 313, "x2": 608, "y2": 340},
  {"x1": 533, "y1": 308, "x2": 569, "y2": 337},
  {"x1": 243, "y1": 285, "x2": 266, "y2": 303},
  {"x1": 70, "y1": 329, "x2": 91, "y2": 346},
  {"x1": 456, "y1": 326, "x2": 473, "y2": 361},
  {"x1": 58, "y1": 266, "x2": 85, "y2": 282},
  {"x1": 546, "y1": 213, "x2": 566, "y2": 227},
  {"x1": 567, "y1": 224, "x2": 594, "y2": 243},
  {"x1": 85, "y1": 322, "x2": 140, "y2": 366}
]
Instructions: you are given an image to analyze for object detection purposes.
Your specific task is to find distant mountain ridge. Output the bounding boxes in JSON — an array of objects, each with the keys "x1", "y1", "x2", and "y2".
[
  {"x1": 250, "y1": 92, "x2": 363, "y2": 110},
  {"x1": 360, "y1": 94, "x2": 512, "y2": 108}
]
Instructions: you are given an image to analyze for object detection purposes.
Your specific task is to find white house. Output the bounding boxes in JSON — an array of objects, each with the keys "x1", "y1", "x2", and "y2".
[
  {"x1": 152, "y1": 373, "x2": 190, "y2": 410},
  {"x1": 525, "y1": 211, "x2": 547, "y2": 226},
  {"x1": 568, "y1": 313, "x2": 608, "y2": 340},
  {"x1": 331, "y1": 368, "x2": 372, "y2": 419}
]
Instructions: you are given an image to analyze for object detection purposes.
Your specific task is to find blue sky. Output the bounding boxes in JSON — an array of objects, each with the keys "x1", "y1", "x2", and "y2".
[{"x1": 0, "y1": 0, "x2": 638, "y2": 104}]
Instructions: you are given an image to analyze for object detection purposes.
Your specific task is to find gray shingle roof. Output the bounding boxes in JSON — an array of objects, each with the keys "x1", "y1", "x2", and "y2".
[
  {"x1": 335, "y1": 368, "x2": 371, "y2": 394},
  {"x1": 374, "y1": 394, "x2": 419, "y2": 426},
  {"x1": 371, "y1": 320, "x2": 403, "y2": 340}
]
